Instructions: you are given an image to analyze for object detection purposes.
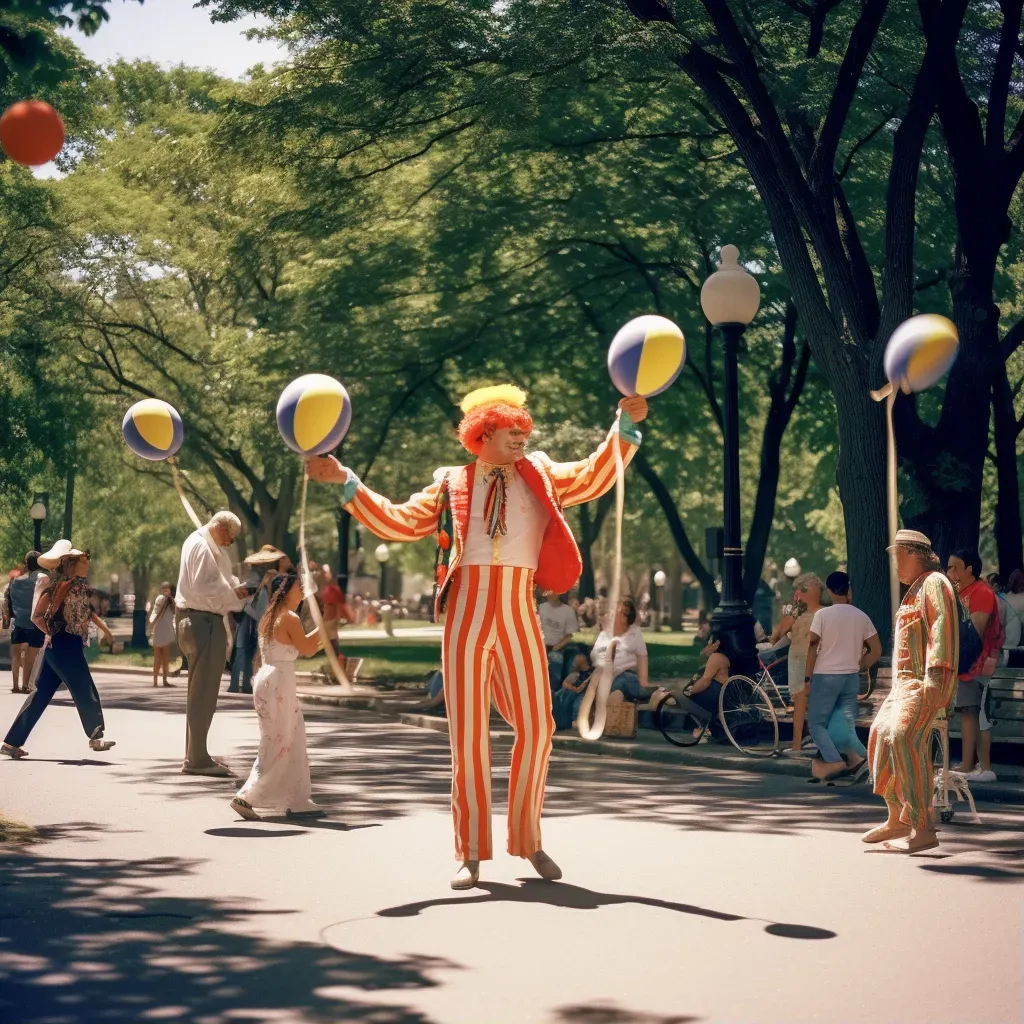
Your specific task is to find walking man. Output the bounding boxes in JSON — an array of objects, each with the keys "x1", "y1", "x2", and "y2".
[
  {"x1": 866, "y1": 530, "x2": 959, "y2": 853},
  {"x1": 803, "y1": 570, "x2": 882, "y2": 782},
  {"x1": 175, "y1": 511, "x2": 248, "y2": 776}
]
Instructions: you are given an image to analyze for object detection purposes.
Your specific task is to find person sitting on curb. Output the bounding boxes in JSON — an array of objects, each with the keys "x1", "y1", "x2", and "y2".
[
  {"x1": 409, "y1": 670, "x2": 446, "y2": 715},
  {"x1": 552, "y1": 651, "x2": 593, "y2": 731}
]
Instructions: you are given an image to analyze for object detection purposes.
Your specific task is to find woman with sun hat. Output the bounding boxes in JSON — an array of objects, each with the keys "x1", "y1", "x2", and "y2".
[{"x1": 2, "y1": 540, "x2": 117, "y2": 759}]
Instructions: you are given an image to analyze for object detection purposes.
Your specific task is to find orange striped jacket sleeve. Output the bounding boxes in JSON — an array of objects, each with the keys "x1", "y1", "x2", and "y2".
[
  {"x1": 533, "y1": 428, "x2": 638, "y2": 509},
  {"x1": 346, "y1": 478, "x2": 443, "y2": 543}
]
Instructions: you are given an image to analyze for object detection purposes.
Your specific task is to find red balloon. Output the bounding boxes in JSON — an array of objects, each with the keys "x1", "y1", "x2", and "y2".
[{"x1": 0, "y1": 101, "x2": 65, "y2": 167}]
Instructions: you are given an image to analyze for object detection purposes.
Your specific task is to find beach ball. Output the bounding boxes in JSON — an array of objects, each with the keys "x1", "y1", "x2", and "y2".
[
  {"x1": 0, "y1": 101, "x2": 65, "y2": 167},
  {"x1": 276, "y1": 374, "x2": 352, "y2": 455},
  {"x1": 122, "y1": 399, "x2": 184, "y2": 461},
  {"x1": 607, "y1": 315, "x2": 686, "y2": 398},
  {"x1": 884, "y1": 314, "x2": 959, "y2": 394}
]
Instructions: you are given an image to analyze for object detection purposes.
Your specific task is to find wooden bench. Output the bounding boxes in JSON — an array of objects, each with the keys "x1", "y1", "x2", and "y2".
[
  {"x1": 988, "y1": 665, "x2": 1024, "y2": 742},
  {"x1": 859, "y1": 665, "x2": 1024, "y2": 744}
]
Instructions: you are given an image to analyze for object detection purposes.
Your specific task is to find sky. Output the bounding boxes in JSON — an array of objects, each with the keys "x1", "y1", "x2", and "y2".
[
  {"x1": 64, "y1": 0, "x2": 286, "y2": 79},
  {"x1": 33, "y1": 0, "x2": 285, "y2": 177}
]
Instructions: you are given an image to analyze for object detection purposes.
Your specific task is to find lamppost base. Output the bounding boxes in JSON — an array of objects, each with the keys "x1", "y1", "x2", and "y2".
[{"x1": 709, "y1": 605, "x2": 759, "y2": 678}]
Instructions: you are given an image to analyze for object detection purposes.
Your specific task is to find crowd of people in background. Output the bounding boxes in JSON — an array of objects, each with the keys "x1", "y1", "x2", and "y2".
[{"x1": 4, "y1": 528, "x2": 1023, "y2": 810}]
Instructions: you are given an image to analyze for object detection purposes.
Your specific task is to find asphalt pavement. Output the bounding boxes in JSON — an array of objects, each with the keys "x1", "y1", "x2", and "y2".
[{"x1": 0, "y1": 670, "x2": 1021, "y2": 1024}]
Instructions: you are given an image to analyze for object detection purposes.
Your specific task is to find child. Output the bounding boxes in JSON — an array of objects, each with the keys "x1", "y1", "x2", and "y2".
[{"x1": 552, "y1": 651, "x2": 593, "y2": 731}]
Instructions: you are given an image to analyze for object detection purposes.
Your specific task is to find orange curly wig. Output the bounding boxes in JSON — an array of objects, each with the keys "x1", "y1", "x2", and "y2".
[{"x1": 457, "y1": 403, "x2": 534, "y2": 455}]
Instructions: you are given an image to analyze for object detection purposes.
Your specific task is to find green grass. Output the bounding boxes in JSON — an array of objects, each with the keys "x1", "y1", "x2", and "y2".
[
  {"x1": 93, "y1": 629, "x2": 703, "y2": 684},
  {"x1": 0, "y1": 812, "x2": 38, "y2": 844}
]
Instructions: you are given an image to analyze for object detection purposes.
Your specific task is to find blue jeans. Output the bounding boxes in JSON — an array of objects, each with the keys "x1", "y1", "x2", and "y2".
[
  {"x1": 809, "y1": 673, "x2": 865, "y2": 763},
  {"x1": 547, "y1": 649, "x2": 565, "y2": 689},
  {"x1": 609, "y1": 671, "x2": 642, "y2": 701},
  {"x1": 5, "y1": 633, "x2": 105, "y2": 746},
  {"x1": 229, "y1": 643, "x2": 255, "y2": 693}
]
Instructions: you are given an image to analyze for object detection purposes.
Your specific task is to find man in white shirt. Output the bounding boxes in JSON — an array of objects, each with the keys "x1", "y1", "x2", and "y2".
[
  {"x1": 804, "y1": 571, "x2": 882, "y2": 782},
  {"x1": 538, "y1": 590, "x2": 579, "y2": 688},
  {"x1": 175, "y1": 511, "x2": 248, "y2": 776}
]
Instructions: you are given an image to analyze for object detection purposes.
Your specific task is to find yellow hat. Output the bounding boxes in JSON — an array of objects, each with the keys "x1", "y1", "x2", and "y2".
[{"x1": 459, "y1": 384, "x2": 527, "y2": 415}]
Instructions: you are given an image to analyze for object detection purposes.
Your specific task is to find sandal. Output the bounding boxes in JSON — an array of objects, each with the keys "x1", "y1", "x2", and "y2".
[
  {"x1": 230, "y1": 797, "x2": 261, "y2": 821},
  {"x1": 162, "y1": 681, "x2": 174, "y2": 687},
  {"x1": 1, "y1": 743, "x2": 28, "y2": 759}
]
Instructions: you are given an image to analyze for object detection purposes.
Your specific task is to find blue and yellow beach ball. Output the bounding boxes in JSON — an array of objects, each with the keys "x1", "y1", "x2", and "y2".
[
  {"x1": 121, "y1": 399, "x2": 184, "y2": 461},
  {"x1": 276, "y1": 374, "x2": 352, "y2": 455},
  {"x1": 607, "y1": 315, "x2": 686, "y2": 398},
  {"x1": 884, "y1": 314, "x2": 959, "y2": 394}
]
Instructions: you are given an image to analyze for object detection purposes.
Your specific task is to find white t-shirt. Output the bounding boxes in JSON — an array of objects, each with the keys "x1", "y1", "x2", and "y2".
[
  {"x1": 538, "y1": 601, "x2": 578, "y2": 648},
  {"x1": 591, "y1": 624, "x2": 648, "y2": 676},
  {"x1": 809, "y1": 604, "x2": 877, "y2": 675}
]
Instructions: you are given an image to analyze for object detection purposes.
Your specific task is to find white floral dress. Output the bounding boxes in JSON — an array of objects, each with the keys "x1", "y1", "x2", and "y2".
[{"x1": 236, "y1": 638, "x2": 316, "y2": 814}]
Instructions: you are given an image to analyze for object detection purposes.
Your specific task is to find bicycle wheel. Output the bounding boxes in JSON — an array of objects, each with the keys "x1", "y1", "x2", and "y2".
[
  {"x1": 655, "y1": 692, "x2": 707, "y2": 747},
  {"x1": 719, "y1": 674, "x2": 779, "y2": 756}
]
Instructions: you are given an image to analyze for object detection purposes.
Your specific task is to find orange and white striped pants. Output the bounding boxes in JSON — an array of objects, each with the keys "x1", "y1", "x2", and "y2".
[{"x1": 442, "y1": 564, "x2": 554, "y2": 862}]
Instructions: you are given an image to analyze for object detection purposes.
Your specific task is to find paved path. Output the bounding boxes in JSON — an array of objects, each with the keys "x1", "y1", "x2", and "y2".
[{"x1": 1, "y1": 672, "x2": 1021, "y2": 1024}]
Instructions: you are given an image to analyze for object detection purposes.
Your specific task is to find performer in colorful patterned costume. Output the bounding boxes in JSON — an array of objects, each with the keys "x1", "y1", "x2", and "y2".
[
  {"x1": 307, "y1": 385, "x2": 647, "y2": 888},
  {"x1": 865, "y1": 529, "x2": 959, "y2": 854}
]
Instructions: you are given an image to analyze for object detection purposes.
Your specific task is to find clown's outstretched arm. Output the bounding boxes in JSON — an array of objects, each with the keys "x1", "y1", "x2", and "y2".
[
  {"x1": 537, "y1": 396, "x2": 647, "y2": 509},
  {"x1": 306, "y1": 456, "x2": 441, "y2": 542}
]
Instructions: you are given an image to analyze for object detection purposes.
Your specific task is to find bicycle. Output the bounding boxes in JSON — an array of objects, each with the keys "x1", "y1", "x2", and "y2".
[{"x1": 654, "y1": 660, "x2": 781, "y2": 757}]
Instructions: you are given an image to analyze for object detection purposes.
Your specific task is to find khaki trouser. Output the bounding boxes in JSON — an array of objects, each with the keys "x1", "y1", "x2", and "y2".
[{"x1": 177, "y1": 610, "x2": 226, "y2": 768}]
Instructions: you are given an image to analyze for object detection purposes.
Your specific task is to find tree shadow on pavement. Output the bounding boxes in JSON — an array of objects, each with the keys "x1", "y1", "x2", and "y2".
[
  {"x1": 375, "y1": 878, "x2": 836, "y2": 940},
  {"x1": 0, "y1": 849, "x2": 454, "y2": 1024},
  {"x1": 555, "y1": 1002, "x2": 700, "y2": 1023},
  {"x1": 557, "y1": 1007, "x2": 700, "y2": 1024},
  {"x1": 92, "y1": 705, "x2": 1023, "y2": 880}
]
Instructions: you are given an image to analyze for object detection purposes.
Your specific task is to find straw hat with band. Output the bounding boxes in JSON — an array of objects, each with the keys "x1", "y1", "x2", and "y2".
[
  {"x1": 886, "y1": 529, "x2": 932, "y2": 553},
  {"x1": 38, "y1": 539, "x2": 88, "y2": 570},
  {"x1": 244, "y1": 544, "x2": 287, "y2": 566}
]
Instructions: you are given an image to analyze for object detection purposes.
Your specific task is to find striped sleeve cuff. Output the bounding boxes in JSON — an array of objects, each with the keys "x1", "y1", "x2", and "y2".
[
  {"x1": 342, "y1": 470, "x2": 360, "y2": 505},
  {"x1": 617, "y1": 409, "x2": 642, "y2": 447}
]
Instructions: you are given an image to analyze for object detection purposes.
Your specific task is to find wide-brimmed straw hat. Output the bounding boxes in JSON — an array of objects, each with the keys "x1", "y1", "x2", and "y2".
[
  {"x1": 886, "y1": 528, "x2": 932, "y2": 552},
  {"x1": 244, "y1": 544, "x2": 287, "y2": 566},
  {"x1": 38, "y1": 539, "x2": 87, "y2": 569}
]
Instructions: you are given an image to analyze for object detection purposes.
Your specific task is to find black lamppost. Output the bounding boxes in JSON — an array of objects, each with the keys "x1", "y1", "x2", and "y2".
[
  {"x1": 700, "y1": 245, "x2": 761, "y2": 676},
  {"x1": 30, "y1": 493, "x2": 48, "y2": 551},
  {"x1": 374, "y1": 543, "x2": 390, "y2": 600}
]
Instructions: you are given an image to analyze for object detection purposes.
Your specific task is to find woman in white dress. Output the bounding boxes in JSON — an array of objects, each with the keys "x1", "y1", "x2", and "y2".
[
  {"x1": 230, "y1": 573, "x2": 325, "y2": 821},
  {"x1": 149, "y1": 582, "x2": 177, "y2": 688}
]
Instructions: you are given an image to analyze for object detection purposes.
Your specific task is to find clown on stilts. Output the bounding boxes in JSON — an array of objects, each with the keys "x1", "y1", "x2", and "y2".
[{"x1": 307, "y1": 384, "x2": 647, "y2": 888}]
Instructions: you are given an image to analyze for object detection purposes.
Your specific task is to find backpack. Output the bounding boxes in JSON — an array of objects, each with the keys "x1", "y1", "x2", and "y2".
[{"x1": 954, "y1": 590, "x2": 983, "y2": 677}]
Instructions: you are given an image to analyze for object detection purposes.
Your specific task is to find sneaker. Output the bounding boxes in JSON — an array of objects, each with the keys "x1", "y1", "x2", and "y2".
[{"x1": 966, "y1": 768, "x2": 997, "y2": 783}]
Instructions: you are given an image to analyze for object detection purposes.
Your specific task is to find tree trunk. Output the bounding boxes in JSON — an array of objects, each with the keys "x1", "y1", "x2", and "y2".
[
  {"x1": 632, "y1": 451, "x2": 719, "y2": 609},
  {"x1": 62, "y1": 459, "x2": 76, "y2": 540},
  {"x1": 833, "y1": 384, "x2": 892, "y2": 649},
  {"x1": 576, "y1": 491, "x2": 614, "y2": 600},
  {"x1": 130, "y1": 565, "x2": 152, "y2": 649},
  {"x1": 336, "y1": 506, "x2": 352, "y2": 594},
  {"x1": 899, "y1": 275, "x2": 999, "y2": 562},
  {"x1": 992, "y1": 366, "x2": 1023, "y2": 575}
]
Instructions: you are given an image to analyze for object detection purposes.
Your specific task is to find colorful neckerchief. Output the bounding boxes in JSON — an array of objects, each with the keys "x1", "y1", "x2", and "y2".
[{"x1": 482, "y1": 464, "x2": 511, "y2": 539}]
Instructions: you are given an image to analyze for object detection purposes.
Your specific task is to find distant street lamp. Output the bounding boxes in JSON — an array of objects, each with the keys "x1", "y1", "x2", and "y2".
[
  {"x1": 374, "y1": 543, "x2": 390, "y2": 600},
  {"x1": 700, "y1": 244, "x2": 761, "y2": 676},
  {"x1": 653, "y1": 570, "x2": 667, "y2": 630},
  {"x1": 29, "y1": 493, "x2": 48, "y2": 551},
  {"x1": 783, "y1": 558, "x2": 802, "y2": 580}
]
